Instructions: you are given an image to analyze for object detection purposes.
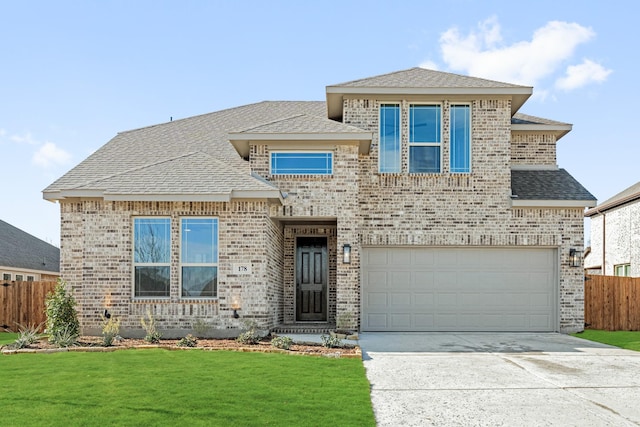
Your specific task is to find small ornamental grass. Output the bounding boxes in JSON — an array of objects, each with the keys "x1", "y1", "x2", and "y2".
[
  {"x1": 271, "y1": 335, "x2": 293, "y2": 350},
  {"x1": 9, "y1": 323, "x2": 43, "y2": 349},
  {"x1": 321, "y1": 333, "x2": 343, "y2": 348},
  {"x1": 140, "y1": 309, "x2": 162, "y2": 343},
  {"x1": 177, "y1": 334, "x2": 198, "y2": 347},
  {"x1": 101, "y1": 316, "x2": 121, "y2": 347}
]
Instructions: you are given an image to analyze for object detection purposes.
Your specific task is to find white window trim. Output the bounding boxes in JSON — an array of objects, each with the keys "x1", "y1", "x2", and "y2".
[
  {"x1": 378, "y1": 103, "x2": 402, "y2": 174},
  {"x1": 132, "y1": 216, "x2": 171, "y2": 300},
  {"x1": 408, "y1": 103, "x2": 443, "y2": 174},
  {"x1": 449, "y1": 103, "x2": 472, "y2": 174},
  {"x1": 179, "y1": 217, "x2": 219, "y2": 299},
  {"x1": 614, "y1": 263, "x2": 631, "y2": 277},
  {"x1": 269, "y1": 150, "x2": 334, "y2": 176}
]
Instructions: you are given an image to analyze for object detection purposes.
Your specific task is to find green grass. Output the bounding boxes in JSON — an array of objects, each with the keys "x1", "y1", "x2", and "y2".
[
  {"x1": 572, "y1": 330, "x2": 640, "y2": 351},
  {"x1": 0, "y1": 332, "x2": 19, "y2": 345},
  {"x1": 0, "y1": 348, "x2": 375, "y2": 426}
]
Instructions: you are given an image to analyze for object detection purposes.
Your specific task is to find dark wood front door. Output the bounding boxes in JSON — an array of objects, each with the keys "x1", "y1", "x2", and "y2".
[{"x1": 296, "y1": 237, "x2": 327, "y2": 321}]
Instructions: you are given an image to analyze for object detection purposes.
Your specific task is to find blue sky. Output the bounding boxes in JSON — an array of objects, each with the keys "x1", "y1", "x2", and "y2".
[{"x1": 0, "y1": 1, "x2": 635, "y2": 246}]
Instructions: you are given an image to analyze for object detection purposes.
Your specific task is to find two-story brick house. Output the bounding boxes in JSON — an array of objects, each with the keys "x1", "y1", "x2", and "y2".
[{"x1": 44, "y1": 68, "x2": 596, "y2": 336}]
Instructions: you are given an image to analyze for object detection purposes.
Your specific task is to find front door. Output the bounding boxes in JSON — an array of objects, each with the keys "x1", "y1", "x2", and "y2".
[{"x1": 296, "y1": 237, "x2": 327, "y2": 321}]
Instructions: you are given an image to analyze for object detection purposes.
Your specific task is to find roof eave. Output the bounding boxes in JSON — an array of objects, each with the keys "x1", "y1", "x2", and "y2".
[
  {"x1": 229, "y1": 132, "x2": 373, "y2": 156},
  {"x1": 326, "y1": 86, "x2": 532, "y2": 119},
  {"x1": 512, "y1": 123, "x2": 572, "y2": 140},
  {"x1": 585, "y1": 192, "x2": 640, "y2": 217},
  {"x1": 512, "y1": 199, "x2": 597, "y2": 208}
]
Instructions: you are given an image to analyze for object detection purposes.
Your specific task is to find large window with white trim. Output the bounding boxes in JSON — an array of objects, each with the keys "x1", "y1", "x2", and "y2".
[
  {"x1": 133, "y1": 218, "x2": 171, "y2": 298},
  {"x1": 450, "y1": 104, "x2": 471, "y2": 173},
  {"x1": 271, "y1": 152, "x2": 333, "y2": 175},
  {"x1": 181, "y1": 218, "x2": 218, "y2": 298},
  {"x1": 409, "y1": 104, "x2": 441, "y2": 173},
  {"x1": 379, "y1": 104, "x2": 401, "y2": 173}
]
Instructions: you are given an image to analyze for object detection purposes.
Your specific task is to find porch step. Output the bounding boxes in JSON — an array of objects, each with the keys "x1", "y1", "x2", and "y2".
[{"x1": 271, "y1": 324, "x2": 335, "y2": 335}]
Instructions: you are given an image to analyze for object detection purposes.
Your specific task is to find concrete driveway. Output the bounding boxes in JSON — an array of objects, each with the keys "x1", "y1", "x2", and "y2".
[{"x1": 359, "y1": 333, "x2": 640, "y2": 426}]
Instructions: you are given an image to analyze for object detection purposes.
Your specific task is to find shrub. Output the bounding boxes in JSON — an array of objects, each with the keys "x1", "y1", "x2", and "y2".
[
  {"x1": 45, "y1": 279, "x2": 79, "y2": 346},
  {"x1": 271, "y1": 335, "x2": 293, "y2": 350},
  {"x1": 102, "y1": 315, "x2": 121, "y2": 347},
  {"x1": 11, "y1": 322, "x2": 43, "y2": 349},
  {"x1": 177, "y1": 334, "x2": 198, "y2": 347},
  {"x1": 141, "y1": 309, "x2": 162, "y2": 343},
  {"x1": 236, "y1": 320, "x2": 260, "y2": 345},
  {"x1": 321, "y1": 334, "x2": 343, "y2": 348}
]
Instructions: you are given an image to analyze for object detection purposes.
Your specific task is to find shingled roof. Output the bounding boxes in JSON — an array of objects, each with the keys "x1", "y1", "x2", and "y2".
[
  {"x1": 0, "y1": 220, "x2": 59, "y2": 274},
  {"x1": 326, "y1": 67, "x2": 532, "y2": 119},
  {"x1": 43, "y1": 101, "x2": 326, "y2": 201},
  {"x1": 511, "y1": 169, "x2": 596, "y2": 207}
]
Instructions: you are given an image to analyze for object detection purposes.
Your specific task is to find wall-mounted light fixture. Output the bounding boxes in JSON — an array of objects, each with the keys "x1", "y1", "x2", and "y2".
[
  {"x1": 231, "y1": 298, "x2": 241, "y2": 318},
  {"x1": 569, "y1": 248, "x2": 583, "y2": 268},
  {"x1": 103, "y1": 309, "x2": 111, "y2": 319},
  {"x1": 343, "y1": 244, "x2": 351, "y2": 264}
]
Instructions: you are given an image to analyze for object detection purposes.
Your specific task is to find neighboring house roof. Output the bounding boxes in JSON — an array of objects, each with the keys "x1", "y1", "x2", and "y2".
[
  {"x1": 511, "y1": 169, "x2": 597, "y2": 207},
  {"x1": 0, "y1": 220, "x2": 60, "y2": 274},
  {"x1": 585, "y1": 181, "x2": 640, "y2": 217},
  {"x1": 228, "y1": 113, "x2": 372, "y2": 157},
  {"x1": 43, "y1": 101, "x2": 326, "y2": 202},
  {"x1": 511, "y1": 113, "x2": 572, "y2": 140},
  {"x1": 326, "y1": 67, "x2": 533, "y2": 119}
]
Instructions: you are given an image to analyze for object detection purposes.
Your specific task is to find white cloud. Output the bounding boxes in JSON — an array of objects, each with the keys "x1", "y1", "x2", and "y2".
[
  {"x1": 437, "y1": 17, "x2": 608, "y2": 90},
  {"x1": 555, "y1": 59, "x2": 613, "y2": 90},
  {"x1": 10, "y1": 132, "x2": 38, "y2": 145},
  {"x1": 418, "y1": 59, "x2": 439, "y2": 70},
  {"x1": 32, "y1": 141, "x2": 72, "y2": 168}
]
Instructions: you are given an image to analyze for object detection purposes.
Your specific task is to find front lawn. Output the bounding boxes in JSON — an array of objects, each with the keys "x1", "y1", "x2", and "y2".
[
  {"x1": 572, "y1": 330, "x2": 640, "y2": 351},
  {"x1": 0, "y1": 348, "x2": 375, "y2": 426},
  {"x1": 0, "y1": 332, "x2": 18, "y2": 345}
]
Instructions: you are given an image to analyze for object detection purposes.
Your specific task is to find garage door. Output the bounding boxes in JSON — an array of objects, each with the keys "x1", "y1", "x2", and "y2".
[{"x1": 361, "y1": 247, "x2": 557, "y2": 332}]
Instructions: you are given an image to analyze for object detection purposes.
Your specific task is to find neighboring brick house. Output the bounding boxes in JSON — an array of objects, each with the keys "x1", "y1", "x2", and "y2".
[
  {"x1": 0, "y1": 219, "x2": 60, "y2": 282},
  {"x1": 584, "y1": 181, "x2": 640, "y2": 277},
  {"x1": 44, "y1": 68, "x2": 595, "y2": 336}
]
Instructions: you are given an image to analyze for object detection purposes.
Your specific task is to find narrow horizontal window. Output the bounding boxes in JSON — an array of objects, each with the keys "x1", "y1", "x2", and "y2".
[{"x1": 271, "y1": 152, "x2": 333, "y2": 175}]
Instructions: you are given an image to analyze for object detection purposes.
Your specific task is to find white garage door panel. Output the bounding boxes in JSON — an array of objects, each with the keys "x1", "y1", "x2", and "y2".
[{"x1": 362, "y1": 247, "x2": 557, "y2": 332}]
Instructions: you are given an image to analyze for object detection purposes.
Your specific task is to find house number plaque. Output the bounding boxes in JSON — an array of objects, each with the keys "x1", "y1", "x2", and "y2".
[{"x1": 232, "y1": 263, "x2": 252, "y2": 275}]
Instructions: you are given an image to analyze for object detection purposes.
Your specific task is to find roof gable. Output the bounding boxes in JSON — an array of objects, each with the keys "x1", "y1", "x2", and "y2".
[
  {"x1": 585, "y1": 181, "x2": 640, "y2": 217},
  {"x1": 326, "y1": 67, "x2": 532, "y2": 119}
]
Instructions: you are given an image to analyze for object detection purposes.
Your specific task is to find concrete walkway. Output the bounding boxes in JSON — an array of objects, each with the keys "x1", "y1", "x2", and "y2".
[{"x1": 358, "y1": 332, "x2": 640, "y2": 426}]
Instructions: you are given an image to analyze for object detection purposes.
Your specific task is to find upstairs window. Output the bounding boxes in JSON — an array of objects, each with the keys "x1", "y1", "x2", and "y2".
[
  {"x1": 15, "y1": 274, "x2": 23, "y2": 281},
  {"x1": 271, "y1": 152, "x2": 333, "y2": 175},
  {"x1": 2, "y1": 273, "x2": 10, "y2": 281},
  {"x1": 133, "y1": 218, "x2": 171, "y2": 298},
  {"x1": 181, "y1": 218, "x2": 218, "y2": 298},
  {"x1": 379, "y1": 104, "x2": 401, "y2": 173},
  {"x1": 27, "y1": 276, "x2": 34, "y2": 281},
  {"x1": 409, "y1": 105, "x2": 441, "y2": 173},
  {"x1": 450, "y1": 104, "x2": 471, "y2": 173}
]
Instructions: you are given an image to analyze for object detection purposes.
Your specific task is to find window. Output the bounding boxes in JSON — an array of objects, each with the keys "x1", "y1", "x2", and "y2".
[
  {"x1": 614, "y1": 264, "x2": 631, "y2": 277},
  {"x1": 450, "y1": 104, "x2": 471, "y2": 173},
  {"x1": 379, "y1": 104, "x2": 401, "y2": 173},
  {"x1": 15, "y1": 274, "x2": 23, "y2": 281},
  {"x1": 271, "y1": 152, "x2": 333, "y2": 175},
  {"x1": 27, "y1": 276, "x2": 34, "y2": 282},
  {"x1": 181, "y1": 218, "x2": 218, "y2": 298},
  {"x1": 409, "y1": 104, "x2": 441, "y2": 173},
  {"x1": 133, "y1": 218, "x2": 171, "y2": 298},
  {"x1": 2, "y1": 273, "x2": 10, "y2": 281}
]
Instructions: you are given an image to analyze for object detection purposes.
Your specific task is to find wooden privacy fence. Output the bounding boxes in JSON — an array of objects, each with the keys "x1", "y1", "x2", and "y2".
[
  {"x1": 0, "y1": 281, "x2": 57, "y2": 332},
  {"x1": 584, "y1": 274, "x2": 640, "y2": 331}
]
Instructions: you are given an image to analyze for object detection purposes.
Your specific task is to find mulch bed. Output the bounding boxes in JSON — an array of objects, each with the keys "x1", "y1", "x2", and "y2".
[{"x1": 1, "y1": 336, "x2": 361, "y2": 358}]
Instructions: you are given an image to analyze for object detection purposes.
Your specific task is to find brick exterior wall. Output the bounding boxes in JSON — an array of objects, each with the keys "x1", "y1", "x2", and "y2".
[
  {"x1": 511, "y1": 132, "x2": 557, "y2": 165},
  {"x1": 585, "y1": 202, "x2": 640, "y2": 276},
  {"x1": 343, "y1": 96, "x2": 585, "y2": 333},
  {"x1": 60, "y1": 200, "x2": 283, "y2": 337}
]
